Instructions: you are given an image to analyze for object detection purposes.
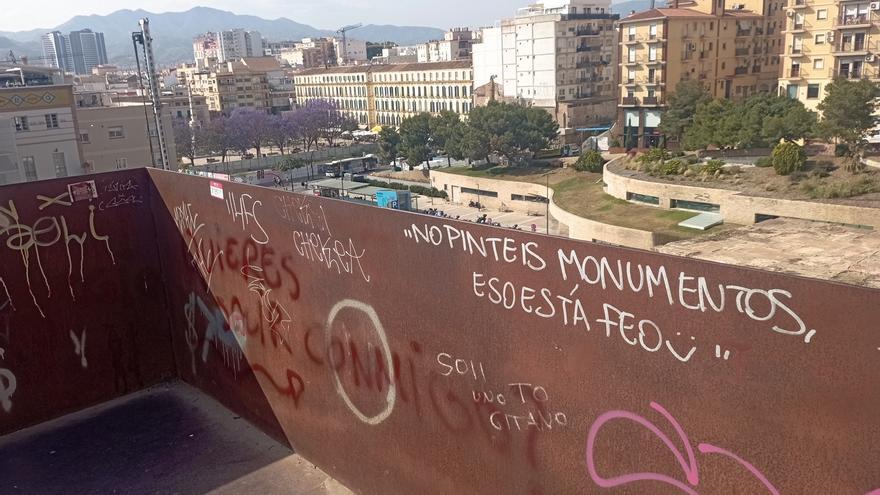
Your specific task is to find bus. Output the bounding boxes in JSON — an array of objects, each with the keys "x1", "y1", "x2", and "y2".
[{"x1": 322, "y1": 155, "x2": 379, "y2": 177}]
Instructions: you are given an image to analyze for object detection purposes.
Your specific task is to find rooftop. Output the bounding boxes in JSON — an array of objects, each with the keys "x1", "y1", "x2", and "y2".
[{"x1": 295, "y1": 60, "x2": 472, "y2": 77}]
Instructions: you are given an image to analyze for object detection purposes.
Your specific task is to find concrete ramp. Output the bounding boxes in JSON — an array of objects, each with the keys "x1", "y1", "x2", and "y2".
[{"x1": 678, "y1": 211, "x2": 724, "y2": 230}]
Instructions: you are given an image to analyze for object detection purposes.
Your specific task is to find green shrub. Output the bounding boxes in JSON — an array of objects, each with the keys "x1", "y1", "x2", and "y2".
[
  {"x1": 702, "y1": 159, "x2": 725, "y2": 175},
  {"x1": 834, "y1": 143, "x2": 849, "y2": 157},
  {"x1": 367, "y1": 179, "x2": 448, "y2": 199},
  {"x1": 771, "y1": 142, "x2": 807, "y2": 176},
  {"x1": 660, "y1": 159, "x2": 685, "y2": 175},
  {"x1": 685, "y1": 155, "x2": 701, "y2": 165},
  {"x1": 636, "y1": 147, "x2": 671, "y2": 165},
  {"x1": 755, "y1": 156, "x2": 772, "y2": 168},
  {"x1": 574, "y1": 150, "x2": 606, "y2": 172},
  {"x1": 609, "y1": 137, "x2": 622, "y2": 148},
  {"x1": 800, "y1": 176, "x2": 879, "y2": 199}
]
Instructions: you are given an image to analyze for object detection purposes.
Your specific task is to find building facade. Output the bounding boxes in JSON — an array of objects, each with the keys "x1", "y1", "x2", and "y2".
[
  {"x1": 76, "y1": 101, "x2": 177, "y2": 173},
  {"x1": 293, "y1": 61, "x2": 474, "y2": 127},
  {"x1": 779, "y1": 0, "x2": 880, "y2": 111},
  {"x1": 0, "y1": 85, "x2": 82, "y2": 184},
  {"x1": 473, "y1": 0, "x2": 619, "y2": 132},
  {"x1": 183, "y1": 61, "x2": 271, "y2": 116},
  {"x1": 617, "y1": 0, "x2": 785, "y2": 148},
  {"x1": 417, "y1": 28, "x2": 475, "y2": 63},
  {"x1": 334, "y1": 37, "x2": 368, "y2": 65}
]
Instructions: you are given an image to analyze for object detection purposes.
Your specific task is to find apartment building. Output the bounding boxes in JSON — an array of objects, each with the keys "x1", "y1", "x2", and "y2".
[
  {"x1": 779, "y1": 0, "x2": 880, "y2": 110},
  {"x1": 334, "y1": 37, "x2": 368, "y2": 65},
  {"x1": 193, "y1": 30, "x2": 263, "y2": 69},
  {"x1": 239, "y1": 57, "x2": 295, "y2": 113},
  {"x1": 0, "y1": 85, "x2": 82, "y2": 184},
  {"x1": 472, "y1": 0, "x2": 620, "y2": 134},
  {"x1": 293, "y1": 61, "x2": 474, "y2": 127},
  {"x1": 115, "y1": 89, "x2": 211, "y2": 126},
  {"x1": 182, "y1": 61, "x2": 271, "y2": 116},
  {"x1": 75, "y1": 98, "x2": 177, "y2": 173},
  {"x1": 417, "y1": 28, "x2": 475, "y2": 63},
  {"x1": 278, "y1": 38, "x2": 336, "y2": 69},
  {"x1": 617, "y1": 0, "x2": 785, "y2": 148},
  {"x1": 374, "y1": 46, "x2": 420, "y2": 64}
]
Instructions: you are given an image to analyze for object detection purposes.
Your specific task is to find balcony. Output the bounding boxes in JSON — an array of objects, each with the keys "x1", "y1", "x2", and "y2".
[
  {"x1": 642, "y1": 96, "x2": 660, "y2": 105},
  {"x1": 621, "y1": 96, "x2": 639, "y2": 106},
  {"x1": 577, "y1": 27, "x2": 602, "y2": 36},
  {"x1": 789, "y1": 0, "x2": 807, "y2": 7},
  {"x1": 735, "y1": 47, "x2": 751, "y2": 56},
  {"x1": 835, "y1": 69, "x2": 875, "y2": 79},
  {"x1": 576, "y1": 60, "x2": 593, "y2": 68},
  {"x1": 576, "y1": 44, "x2": 594, "y2": 52},
  {"x1": 736, "y1": 29, "x2": 752, "y2": 37},
  {"x1": 784, "y1": 67, "x2": 802, "y2": 78},
  {"x1": 784, "y1": 22, "x2": 808, "y2": 33},
  {"x1": 624, "y1": 56, "x2": 646, "y2": 65},
  {"x1": 734, "y1": 67, "x2": 749, "y2": 75},
  {"x1": 833, "y1": 40, "x2": 874, "y2": 56},
  {"x1": 835, "y1": 15, "x2": 873, "y2": 29}
]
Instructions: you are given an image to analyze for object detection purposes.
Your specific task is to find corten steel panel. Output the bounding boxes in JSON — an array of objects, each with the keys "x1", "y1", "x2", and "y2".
[
  {"x1": 0, "y1": 170, "x2": 175, "y2": 435},
  {"x1": 148, "y1": 169, "x2": 880, "y2": 495}
]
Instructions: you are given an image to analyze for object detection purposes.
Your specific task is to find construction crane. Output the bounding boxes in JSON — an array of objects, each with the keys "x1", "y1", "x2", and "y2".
[{"x1": 336, "y1": 23, "x2": 363, "y2": 65}]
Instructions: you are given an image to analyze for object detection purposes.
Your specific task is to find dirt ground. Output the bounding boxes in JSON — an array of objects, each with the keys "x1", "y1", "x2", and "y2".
[
  {"x1": 371, "y1": 169, "x2": 430, "y2": 183},
  {"x1": 615, "y1": 157, "x2": 880, "y2": 207},
  {"x1": 658, "y1": 218, "x2": 880, "y2": 288}
]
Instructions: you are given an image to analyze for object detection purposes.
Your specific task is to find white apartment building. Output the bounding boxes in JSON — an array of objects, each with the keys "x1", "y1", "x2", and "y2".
[
  {"x1": 472, "y1": 0, "x2": 619, "y2": 131},
  {"x1": 294, "y1": 61, "x2": 474, "y2": 127},
  {"x1": 334, "y1": 37, "x2": 368, "y2": 65},
  {"x1": 217, "y1": 29, "x2": 263, "y2": 63},
  {"x1": 417, "y1": 28, "x2": 475, "y2": 63},
  {"x1": 0, "y1": 85, "x2": 82, "y2": 184}
]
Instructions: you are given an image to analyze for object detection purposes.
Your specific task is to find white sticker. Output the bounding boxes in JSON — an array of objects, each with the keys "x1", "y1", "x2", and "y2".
[{"x1": 210, "y1": 181, "x2": 224, "y2": 200}]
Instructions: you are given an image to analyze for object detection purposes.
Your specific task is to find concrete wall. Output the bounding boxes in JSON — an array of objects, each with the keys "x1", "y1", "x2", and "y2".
[
  {"x1": 604, "y1": 162, "x2": 880, "y2": 228},
  {"x1": 4, "y1": 169, "x2": 880, "y2": 494},
  {"x1": 431, "y1": 169, "x2": 658, "y2": 249}
]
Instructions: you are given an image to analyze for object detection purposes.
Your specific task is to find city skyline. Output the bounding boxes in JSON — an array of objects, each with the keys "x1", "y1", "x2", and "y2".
[{"x1": 1, "y1": 0, "x2": 533, "y2": 32}]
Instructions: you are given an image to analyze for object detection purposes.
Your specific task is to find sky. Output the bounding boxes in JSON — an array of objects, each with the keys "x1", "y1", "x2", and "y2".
[{"x1": 0, "y1": 0, "x2": 532, "y2": 32}]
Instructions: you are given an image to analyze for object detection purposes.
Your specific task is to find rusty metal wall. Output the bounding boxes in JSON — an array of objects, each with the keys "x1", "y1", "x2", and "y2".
[
  {"x1": 0, "y1": 170, "x2": 175, "y2": 435},
  {"x1": 148, "y1": 169, "x2": 880, "y2": 494}
]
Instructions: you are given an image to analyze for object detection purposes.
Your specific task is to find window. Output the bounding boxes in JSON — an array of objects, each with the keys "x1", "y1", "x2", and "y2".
[
  {"x1": 814, "y1": 34, "x2": 825, "y2": 44},
  {"x1": 807, "y1": 84, "x2": 820, "y2": 99},
  {"x1": 52, "y1": 152, "x2": 67, "y2": 178},
  {"x1": 649, "y1": 24, "x2": 658, "y2": 38},
  {"x1": 14, "y1": 116, "x2": 29, "y2": 132},
  {"x1": 813, "y1": 58, "x2": 824, "y2": 69},
  {"x1": 628, "y1": 48, "x2": 636, "y2": 62},
  {"x1": 21, "y1": 156, "x2": 37, "y2": 181},
  {"x1": 649, "y1": 46, "x2": 657, "y2": 61},
  {"x1": 787, "y1": 84, "x2": 798, "y2": 99},
  {"x1": 79, "y1": 132, "x2": 90, "y2": 143},
  {"x1": 44, "y1": 114, "x2": 58, "y2": 129},
  {"x1": 108, "y1": 126, "x2": 125, "y2": 139},
  {"x1": 816, "y1": 9, "x2": 827, "y2": 19},
  {"x1": 115, "y1": 158, "x2": 128, "y2": 169}
]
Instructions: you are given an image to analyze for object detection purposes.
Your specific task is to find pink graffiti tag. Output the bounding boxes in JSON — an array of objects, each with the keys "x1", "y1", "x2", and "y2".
[{"x1": 585, "y1": 401, "x2": 779, "y2": 495}]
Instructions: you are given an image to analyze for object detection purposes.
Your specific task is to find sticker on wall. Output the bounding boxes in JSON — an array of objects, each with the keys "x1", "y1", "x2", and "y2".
[
  {"x1": 68, "y1": 180, "x2": 98, "y2": 202},
  {"x1": 210, "y1": 181, "x2": 224, "y2": 200}
]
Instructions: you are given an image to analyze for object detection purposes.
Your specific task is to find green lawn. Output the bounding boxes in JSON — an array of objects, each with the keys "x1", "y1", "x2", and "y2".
[{"x1": 442, "y1": 165, "x2": 724, "y2": 242}]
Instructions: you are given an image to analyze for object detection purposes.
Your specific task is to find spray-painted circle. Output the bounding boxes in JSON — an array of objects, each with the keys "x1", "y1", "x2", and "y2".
[{"x1": 325, "y1": 299, "x2": 396, "y2": 425}]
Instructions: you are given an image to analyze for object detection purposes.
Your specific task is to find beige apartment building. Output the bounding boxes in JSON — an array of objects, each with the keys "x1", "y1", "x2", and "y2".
[
  {"x1": 0, "y1": 85, "x2": 82, "y2": 184},
  {"x1": 76, "y1": 101, "x2": 177, "y2": 173},
  {"x1": 780, "y1": 0, "x2": 879, "y2": 110},
  {"x1": 293, "y1": 61, "x2": 474, "y2": 127},
  {"x1": 182, "y1": 61, "x2": 271, "y2": 116},
  {"x1": 617, "y1": 0, "x2": 785, "y2": 147}
]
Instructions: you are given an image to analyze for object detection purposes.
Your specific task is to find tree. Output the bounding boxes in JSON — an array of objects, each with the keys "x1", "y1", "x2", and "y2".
[
  {"x1": 173, "y1": 119, "x2": 198, "y2": 167},
  {"x1": 468, "y1": 101, "x2": 558, "y2": 161},
  {"x1": 291, "y1": 99, "x2": 334, "y2": 151},
  {"x1": 202, "y1": 116, "x2": 235, "y2": 164},
  {"x1": 276, "y1": 156, "x2": 307, "y2": 186},
  {"x1": 659, "y1": 80, "x2": 711, "y2": 143},
  {"x1": 760, "y1": 97, "x2": 817, "y2": 144},
  {"x1": 771, "y1": 141, "x2": 807, "y2": 175},
  {"x1": 683, "y1": 99, "x2": 734, "y2": 150},
  {"x1": 399, "y1": 113, "x2": 433, "y2": 169},
  {"x1": 266, "y1": 114, "x2": 299, "y2": 155},
  {"x1": 378, "y1": 127, "x2": 401, "y2": 166},
  {"x1": 430, "y1": 111, "x2": 465, "y2": 166},
  {"x1": 228, "y1": 107, "x2": 272, "y2": 158},
  {"x1": 818, "y1": 78, "x2": 880, "y2": 171}
]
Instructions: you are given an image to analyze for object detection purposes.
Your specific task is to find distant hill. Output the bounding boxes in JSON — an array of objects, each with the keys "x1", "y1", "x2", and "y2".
[{"x1": 0, "y1": 7, "x2": 445, "y2": 66}]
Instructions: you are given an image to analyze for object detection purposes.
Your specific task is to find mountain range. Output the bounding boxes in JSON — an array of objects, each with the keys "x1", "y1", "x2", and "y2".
[
  {"x1": 0, "y1": 7, "x2": 446, "y2": 67},
  {"x1": 0, "y1": 2, "x2": 665, "y2": 67}
]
